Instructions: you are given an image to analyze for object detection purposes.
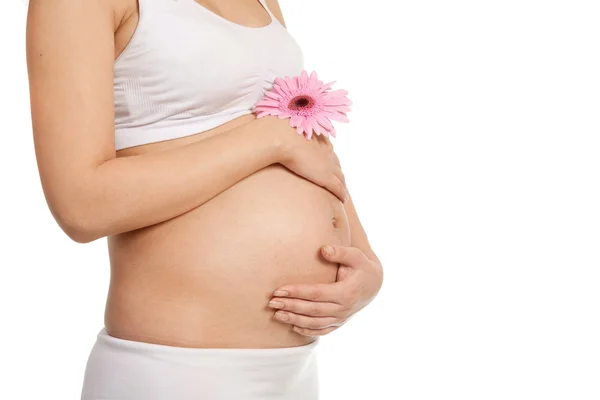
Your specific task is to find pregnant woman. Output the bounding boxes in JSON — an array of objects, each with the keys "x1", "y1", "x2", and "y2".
[{"x1": 25, "y1": 0, "x2": 383, "y2": 398}]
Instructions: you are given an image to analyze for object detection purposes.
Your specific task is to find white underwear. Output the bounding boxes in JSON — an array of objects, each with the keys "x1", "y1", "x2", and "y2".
[{"x1": 80, "y1": 328, "x2": 320, "y2": 400}]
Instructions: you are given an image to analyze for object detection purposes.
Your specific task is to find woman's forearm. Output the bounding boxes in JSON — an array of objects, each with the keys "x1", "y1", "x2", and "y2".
[{"x1": 57, "y1": 118, "x2": 282, "y2": 243}]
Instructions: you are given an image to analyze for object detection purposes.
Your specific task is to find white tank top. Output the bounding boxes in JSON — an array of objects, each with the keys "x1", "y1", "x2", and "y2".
[{"x1": 113, "y1": 0, "x2": 304, "y2": 150}]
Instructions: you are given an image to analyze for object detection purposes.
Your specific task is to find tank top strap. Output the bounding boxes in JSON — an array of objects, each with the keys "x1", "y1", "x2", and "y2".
[{"x1": 257, "y1": 0, "x2": 275, "y2": 19}]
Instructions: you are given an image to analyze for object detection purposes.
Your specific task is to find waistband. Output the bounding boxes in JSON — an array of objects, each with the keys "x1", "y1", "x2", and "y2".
[
  {"x1": 96, "y1": 328, "x2": 319, "y2": 364},
  {"x1": 83, "y1": 328, "x2": 320, "y2": 399}
]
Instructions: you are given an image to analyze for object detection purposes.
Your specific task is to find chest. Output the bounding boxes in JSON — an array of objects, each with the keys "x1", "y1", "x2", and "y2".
[{"x1": 114, "y1": 3, "x2": 304, "y2": 111}]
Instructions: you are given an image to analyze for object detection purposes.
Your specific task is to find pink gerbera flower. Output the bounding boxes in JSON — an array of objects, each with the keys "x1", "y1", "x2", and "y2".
[{"x1": 254, "y1": 70, "x2": 352, "y2": 140}]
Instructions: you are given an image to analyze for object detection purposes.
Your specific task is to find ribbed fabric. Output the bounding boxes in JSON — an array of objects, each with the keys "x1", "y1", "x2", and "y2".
[{"x1": 113, "y1": 0, "x2": 304, "y2": 150}]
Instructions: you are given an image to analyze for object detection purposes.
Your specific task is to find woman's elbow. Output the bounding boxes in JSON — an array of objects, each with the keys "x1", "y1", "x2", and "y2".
[
  {"x1": 63, "y1": 224, "x2": 100, "y2": 244},
  {"x1": 52, "y1": 204, "x2": 105, "y2": 244}
]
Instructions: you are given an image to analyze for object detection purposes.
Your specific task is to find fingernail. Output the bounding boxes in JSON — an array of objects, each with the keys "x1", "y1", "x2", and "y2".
[
  {"x1": 268, "y1": 301, "x2": 284, "y2": 309},
  {"x1": 273, "y1": 290, "x2": 289, "y2": 297},
  {"x1": 275, "y1": 311, "x2": 289, "y2": 321},
  {"x1": 322, "y1": 245, "x2": 334, "y2": 256},
  {"x1": 343, "y1": 191, "x2": 349, "y2": 203}
]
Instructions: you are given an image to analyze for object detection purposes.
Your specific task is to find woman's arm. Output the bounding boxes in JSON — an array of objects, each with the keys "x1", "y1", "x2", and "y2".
[{"x1": 26, "y1": 0, "x2": 346, "y2": 244}]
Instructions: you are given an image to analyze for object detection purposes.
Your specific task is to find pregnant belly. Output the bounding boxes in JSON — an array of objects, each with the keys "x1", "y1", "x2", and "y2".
[{"x1": 105, "y1": 161, "x2": 351, "y2": 348}]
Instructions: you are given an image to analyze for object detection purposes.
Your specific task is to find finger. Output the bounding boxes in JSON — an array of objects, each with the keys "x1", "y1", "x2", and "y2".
[
  {"x1": 273, "y1": 282, "x2": 345, "y2": 304},
  {"x1": 268, "y1": 297, "x2": 345, "y2": 318},
  {"x1": 333, "y1": 164, "x2": 346, "y2": 187},
  {"x1": 320, "y1": 244, "x2": 369, "y2": 267},
  {"x1": 293, "y1": 326, "x2": 338, "y2": 337},
  {"x1": 317, "y1": 133, "x2": 334, "y2": 150},
  {"x1": 331, "y1": 151, "x2": 341, "y2": 168},
  {"x1": 273, "y1": 310, "x2": 341, "y2": 330},
  {"x1": 326, "y1": 175, "x2": 346, "y2": 203}
]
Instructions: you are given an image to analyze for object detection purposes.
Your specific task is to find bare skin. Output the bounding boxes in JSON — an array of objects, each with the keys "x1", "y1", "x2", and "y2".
[{"x1": 26, "y1": 0, "x2": 383, "y2": 348}]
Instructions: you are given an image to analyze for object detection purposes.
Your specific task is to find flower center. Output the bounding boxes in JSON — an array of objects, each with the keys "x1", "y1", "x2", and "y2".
[{"x1": 288, "y1": 95, "x2": 314, "y2": 110}]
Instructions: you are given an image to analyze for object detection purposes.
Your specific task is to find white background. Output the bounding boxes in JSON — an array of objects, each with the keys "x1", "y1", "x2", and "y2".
[{"x1": 1, "y1": 0, "x2": 599, "y2": 399}]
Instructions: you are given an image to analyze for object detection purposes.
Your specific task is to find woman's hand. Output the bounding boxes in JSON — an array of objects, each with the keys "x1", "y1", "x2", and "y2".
[
  {"x1": 265, "y1": 117, "x2": 348, "y2": 202},
  {"x1": 267, "y1": 244, "x2": 384, "y2": 336}
]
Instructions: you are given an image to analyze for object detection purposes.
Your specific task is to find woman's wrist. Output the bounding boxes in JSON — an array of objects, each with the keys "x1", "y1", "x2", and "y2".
[{"x1": 254, "y1": 116, "x2": 293, "y2": 165}]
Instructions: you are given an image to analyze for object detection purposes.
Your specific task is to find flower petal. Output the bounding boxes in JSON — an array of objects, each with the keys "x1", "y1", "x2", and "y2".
[
  {"x1": 324, "y1": 89, "x2": 349, "y2": 99},
  {"x1": 273, "y1": 84, "x2": 287, "y2": 97},
  {"x1": 315, "y1": 114, "x2": 333, "y2": 131},
  {"x1": 309, "y1": 71, "x2": 319, "y2": 89},
  {"x1": 255, "y1": 99, "x2": 281, "y2": 107},
  {"x1": 300, "y1": 70, "x2": 309, "y2": 88},
  {"x1": 319, "y1": 81, "x2": 336, "y2": 93},
  {"x1": 256, "y1": 110, "x2": 279, "y2": 118},
  {"x1": 290, "y1": 115, "x2": 304, "y2": 127},
  {"x1": 287, "y1": 76, "x2": 298, "y2": 92},
  {"x1": 304, "y1": 117, "x2": 316, "y2": 136},
  {"x1": 301, "y1": 118, "x2": 313, "y2": 135},
  {"x1": 254, "y1": 105, "x2": 276, "y2": 114},
  {"x1": 323, "y1": 98, "x2": 352, "y2": 107},
  {"x1": 325, "y1": 111, "x2": 350, "y2": 123},
  {"x1": 281, "y1": 77, "x2": 295, "y2": 94},
  {"x1": 264, "y1": 90, "x2": 282, "y2": 100}
]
